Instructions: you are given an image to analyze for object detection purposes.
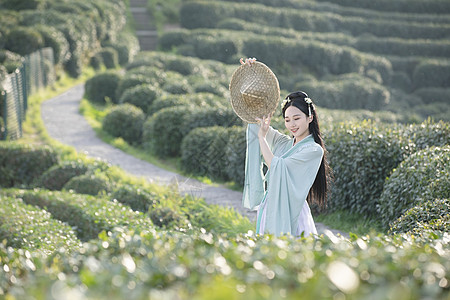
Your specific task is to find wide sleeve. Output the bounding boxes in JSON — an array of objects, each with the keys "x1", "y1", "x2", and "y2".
[
  {"x1": 242, "y1": 124, "x2": 265, "y2": 210},
  {"x1": 264, "y1": 143, "x2": 323, "y2": 236},
  {"x1": 266, "y1": 126, "x2": 291, "y2": 155}
]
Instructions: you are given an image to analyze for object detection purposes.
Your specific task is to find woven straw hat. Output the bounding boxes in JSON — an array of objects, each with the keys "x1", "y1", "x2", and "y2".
[{"x1": 229, "y1": 61, "x2": 280, "y2": 123}]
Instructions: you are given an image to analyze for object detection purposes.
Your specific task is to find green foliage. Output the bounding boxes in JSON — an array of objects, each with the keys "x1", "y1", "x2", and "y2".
[
  {"x1": 5, "y1": 26, "x2": 44, "y2": 56},
  {"x1": 181, "y1": 127, "x2": 222, "y2": 178},
  {"x1": 193, "y1": 81, "x2": 227, "y2": 97},
  {"x1": 102, "y1": 103, "x2": 145, "y2": 145},
  {"x1": 148, "y1": 93, "x2": 225, "y2": 116},
  {"x1": 402, "y1": 119, "x2": 450, "y2": 150},
  {"x1": 224, "y1": 126, "x2": 246, "y2": 186},
  {"x1": 8, "y1": 189, "x2": 153, "y2": 242},
  {"x1": 0, "y1": 142, "x2": 59, "y2": 188},
  {"x1": 378, "y1": 146, "x2": 450, "y2": 228},
  {"x1": 84, "y1": 71, "x2": 122, "y2": 104},
  {"x1": 325, "y1": 121, "x2": 410, "y2": 215},
  {"x1": 119, "y1": 84, "x2": 163, "y2": 114},
  {"x1": 301, "y1": 76, "x2": 390, "y2": 110},
  {"x1": 34, "y1": 25, "x2": 70, "y2": 64},
  {"x1": 111, "y1": 185, "x2": 159, "y2": 213},
  {"x1": 2, "y1": 229, "x2": 449, "y2": 299},
  {"x1": 149, "y1": 207, "x2": 182, "y2": 228},
  {"x1": 413, "y1": 60, "x2": 450, "y2": 89},
  {"x1": 142, "y1": 106, "x2": 194, "y2": 157},
  {"x1": 413, "y1": 87, "x2": 450, "y2": 105},
  {"x1": 0, "y1": 0, "x2": 45, "y2": 10},
  {"x1": 98, "y1": 47, "x2": 119, "y2": 69},
  {"x1": 162, "y1": 80, "x2": 192, "y2": 94},
  {"x1": 116, "y1": 74, "x2": 157, "y2": 102},
  {"x1": 63, "y1": 174, "x2": 111, "y2": 196},
  {"x1": 182, "y1": 107, "x2": 242, "y2": 135},
  {"x1": 0, "y1": 196, "x2": 80, "y2": 254},
  {"x1": 38, "y1": 160, "x2": 89, "y2": 190},
  {"x1": 389, "y1": 198, "x2": 450, "y2": 235},
  {"x1": 102, "y1": 33, "x2": 139, "y2": 65}
]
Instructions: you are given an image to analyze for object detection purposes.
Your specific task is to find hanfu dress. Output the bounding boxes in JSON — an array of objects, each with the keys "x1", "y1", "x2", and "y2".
[{"x1": 242, "y1": 124, "x2": 323, "y2": 237}]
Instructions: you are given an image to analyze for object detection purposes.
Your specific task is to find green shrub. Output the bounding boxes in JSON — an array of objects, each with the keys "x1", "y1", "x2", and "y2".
[
  {"x1": 413, "y1": 60, "x2": 450, "y2": 89},
  {"x1": 148, "y1": 93, "x2": 225, "y2": 116},
  {"x1": 378, "y1": 146, "x2": 450, "y2": 228},
  {"x1": 162, "y1": 80, "x2": 192, "y2": 94},
  {"x1": 413, "y1": 87, "x2": 450, "y2": 105},
  {"x1": 98, "y1": 47, "x2": 119, "y2": 69},
  {"x1": 38, "y1": 160, "x2": 89, "y2": 190},
  {"x1": 35, "y1": 25, "x2": 70, "y2": 64},
  {"x1": 111, "y1": 185, "x2": 159, "y2": 213},
  {"x1": 301, "y1": 76, "x2": 390, "y2": 110},
  {"x1": 143, "y1": 106, "x2": 194, "y2": 157},
  {"x1": 102, "y1": 33, "x2": 139, "y2": 65},
  {"x1": 102, "y1": 103, "x2": 145, "y2": 145},
  {"x1": 388, "y1": 198, "x2": 450, "y2": 235},
  {"x1": 149, "y1": 207, "x2": 182, "y2": 228},
  {"x1": 402, "y1": 119, "x2": 450, "y2": 150},
  {"x1": 63, "y1": 174, "x2": 111, "y2": 196},
  {"x1": 224, "y1": 126, "x2": 246, "y2": 186},
  {"x1": 193, "y1": 36, "x2": 238, "y2": 63},
  {"x1": 0, "y1": 196, "x2": 80, "y2": 254},
  {"x1": 89, "y1": 52, "x2": 103, "y2": 70},
  {"x1": 84, "y1": 71, "x2": 121, "y2": 104},
  {"x1": 193, "y1": 81, "x2": 227, "y2": 96},
  {"x1": 116, "y1": 74, "x2": 157, "y2": 102},
  {"x1": 159, "y1": 29, "x2": 190, "y2": 50},
  {"x1": 5, "y1": 26, "x2": 44, "y2": 56},
  {"x1": 206, "y1": 127, "x2": 230, "y2": 180},
  {"x1": 13, "y1": 189, "x2": 152, "y2": 242},
  {"x1": 0, "y1": 142, "x2": 59, "y2": 188},
  {"x1": 181, "y1": 127, "x2": 218, "y2": 177},
  {"x1": 325, "y1": 121, "x2": 410, "y2": 215},
  {"x1": 119, "y1": 84, "x2": 163, "y2": 114},
  {"x1": 1, "y1": 0, "x2": 45, "y2": 10},
  {"x1": 165, "y1": 57, "x2": 196, "y2": 75},
  {"x1": 182, "y1": 107, "x2": 242, "y2": 135}
]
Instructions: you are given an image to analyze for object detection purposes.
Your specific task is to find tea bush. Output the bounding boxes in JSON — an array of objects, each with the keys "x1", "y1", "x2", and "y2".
[
  {"x1": 412, "y1": 60, "x2": 450, "y2": 89},
  {"x1": 413, "y1": 87, "x2": 450, "y2": 105},
  {"x1": 2, "y1": 228, "x2": 449, "y2": 299},
  {"x1": 63, "y1": 174, "x2": 111, "y2": 196},
  {"x1": 98, "y1": 47, "x2": 119, "y2": 69},
  {"x1": 5, "y1": 26, "x2": 44, "y2": 56},
  {"x1": 389, "y1": 198, "x2": 450, "y2": 235},
  {"x1": 38, "y1": 160, "x2": 89, "y2": 190},
  {"x1": 181, "y1": 127, "x2": 216, "y2": 177},
  {"x1": 324, "y1": 121, "x2": 410, "y2": 215},
  {"x1": 0, "y1": 142, "x2": 59, "y2": 188},
  {"x1": 34, "y1": 25, "x2": 70, "y2": 64},
  {"x1": 162, "y1": 80, "x2": 192, "y2": 94},
  {"x1": 378, "y1": 146, "x2": 450, "y2": 228},
  {"x1": 143, "y1": 106, "x2": 194, "y2": 157},
  {"x1": 224, "y1": 126, "x2": 246, "y2": 186},
  {"x1": 149, "y1": 207, "x2": 183, "y2": 228},
  {"x1": 111, "y1": 185, "x2": 159, "y2": 213},
  {"x1": 182, "y1": 107, "x2": 242, "y2": 136},
  {"x1": 402, "y1": 119, "x2": 450, "y2": 150},
  {"x1": 193, "y1": 81, "x2": 227, "y2": 96},
  {"x1": 84, "y1": 71, "x2": 122, "y2": 104},
  {"x1": 0, "y1": 195, "x2": 81, "y2": 254},
  {"x1": 148, "y1": 93, "x2": 225, "y2": 115},
  {"x1": 116, "y1": 74, "x2": 157, "y2": 102},
  {"x1": 119, "y1": 84, "x2": 163, "y2": 114},
  {"x1": 102, "y1": 103, "x2": 145, "y2": 145},
  {"x1": 7, "y1": 189, "x2": 153, "y2": 242}
]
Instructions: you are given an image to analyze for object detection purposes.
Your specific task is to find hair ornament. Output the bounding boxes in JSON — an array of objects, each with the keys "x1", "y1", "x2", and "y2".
[
  {"x1": 281, "y1": 97, "x2": 291, "y2": 110},
  {"x1": 304, "y1": 97, "x2": 312, "y2": 117}
]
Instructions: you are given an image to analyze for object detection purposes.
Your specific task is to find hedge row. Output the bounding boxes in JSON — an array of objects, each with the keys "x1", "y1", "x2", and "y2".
[
  {"x1": 217, "y1": 0, "x2": 450, "y2": 23},
  {"x1": 8, "y1": 189, "x2": 153, "y2": 242},
  {"x1": 2, "y1": 228, "x2": 449, "y2": 299},
  {"x1": 160, "y1": 29, "x2": 393, "y2": 83},
  {"x1": 0, "y1": 142, "x2": 59, "y2": 187},
  {"x1": 0, "y1": 0, "x2": 134, "y2": 77},
  {"x1": 180, "y1": 2, "x2": 450, "y2": 40},
  {"x1": 215, "y1": 18, "x2": 450, "y2": 60},
  {"x1": 0, "y1": 196, "x2": 81, "y2": 254},
  {"x1": 378, "y1": 146, "x2": 450, "y2": 228},
  {"x1": 324, "y1": 120, "x2": 450, "y2": 219}
]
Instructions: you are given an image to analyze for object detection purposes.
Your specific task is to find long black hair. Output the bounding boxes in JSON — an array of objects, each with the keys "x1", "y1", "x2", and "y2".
[{"x1": 281, "y1": 91, "x2": 330, "y2": 209}]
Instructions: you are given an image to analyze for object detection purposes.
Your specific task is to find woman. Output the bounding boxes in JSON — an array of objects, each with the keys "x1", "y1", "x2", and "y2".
[{"x1": 242, "y1": 91, "x2": 329, "y2": 237}]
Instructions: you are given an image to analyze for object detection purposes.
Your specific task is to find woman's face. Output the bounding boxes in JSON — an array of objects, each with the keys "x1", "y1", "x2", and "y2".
[{"x1": 284, "y1": 105, "x2": 312, "y2": 143}]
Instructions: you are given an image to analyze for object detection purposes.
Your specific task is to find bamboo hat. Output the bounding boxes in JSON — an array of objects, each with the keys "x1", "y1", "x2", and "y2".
[{"x1": 229, "y1": 60, "x2": 280, "y2": 123}]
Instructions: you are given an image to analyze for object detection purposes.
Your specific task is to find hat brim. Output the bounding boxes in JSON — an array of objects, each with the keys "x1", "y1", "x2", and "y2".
[{"x1": 229, "y1": 61, "x2": 280, "y2": 123}]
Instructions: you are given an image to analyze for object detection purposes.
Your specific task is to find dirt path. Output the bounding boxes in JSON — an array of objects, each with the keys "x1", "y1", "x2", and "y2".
[{"x1": 41, "y1": 84, "x2": 347, "y2": 237}]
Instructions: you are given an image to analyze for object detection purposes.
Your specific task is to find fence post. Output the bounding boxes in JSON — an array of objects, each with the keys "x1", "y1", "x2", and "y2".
[{"x1": 2, "y1": 91, "x2": 7, "y2": 140}]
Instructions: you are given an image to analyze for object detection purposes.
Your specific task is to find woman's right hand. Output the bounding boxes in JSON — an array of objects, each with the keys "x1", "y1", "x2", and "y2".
[{"x1": 255, "y1": 114, "x2": 272, "y2": 139}]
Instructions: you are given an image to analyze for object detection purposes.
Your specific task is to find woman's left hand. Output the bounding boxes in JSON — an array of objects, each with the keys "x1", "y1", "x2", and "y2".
[{"x1": 255, "y1": 114, "x2": 272, "y2": 139}]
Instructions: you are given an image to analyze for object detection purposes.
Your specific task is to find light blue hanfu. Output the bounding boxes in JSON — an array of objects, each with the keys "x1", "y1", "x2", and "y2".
[{"x1": 242, "y1": 124, "x2": 323, "y2": 237}]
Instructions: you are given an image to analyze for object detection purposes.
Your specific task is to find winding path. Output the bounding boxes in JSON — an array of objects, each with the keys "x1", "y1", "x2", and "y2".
[{"x1": 41, "y1": 84, "x2": 346, "y2": 236}]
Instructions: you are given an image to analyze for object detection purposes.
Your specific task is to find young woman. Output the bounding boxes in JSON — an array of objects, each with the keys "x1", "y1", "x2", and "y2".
[{"x1": 242, "y1": 91, "x2": 329, "y2": 237}]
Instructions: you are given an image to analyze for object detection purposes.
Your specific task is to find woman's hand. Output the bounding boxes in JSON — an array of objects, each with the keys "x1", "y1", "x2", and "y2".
[
  {"x1": 255, "y1": 114, "x2": 272, "y2": 139},
  {"x1": 240, "y1": 57, "x2": 257, "y2": 66}
]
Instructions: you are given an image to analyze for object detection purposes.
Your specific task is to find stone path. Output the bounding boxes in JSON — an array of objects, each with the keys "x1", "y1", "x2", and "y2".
[{"x1": 41, "y1": 84, "x2": 347, "y2": 237}]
